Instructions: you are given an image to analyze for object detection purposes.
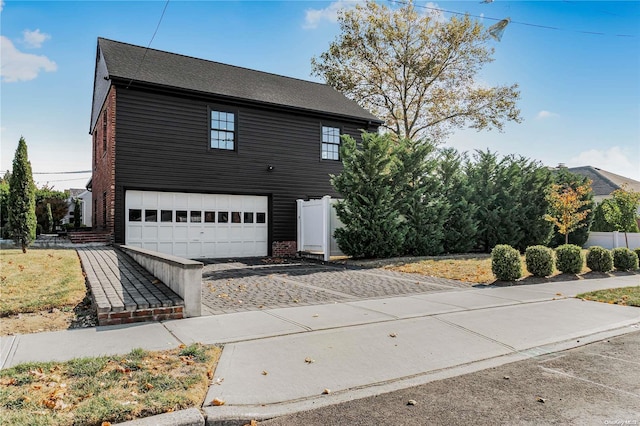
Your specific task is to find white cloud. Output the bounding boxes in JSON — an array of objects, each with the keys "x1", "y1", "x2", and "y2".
[
  {"x1": 22, "y1": 29, "x2": 51, "y2": 48},
  {"x1": 303, "y1": 0, "x2": 356, "y2": 30},
  {"x1": 536, "y1": 110, "x2": 559, "y2": 120},
  {"x1": 568, "y1": 146, "x2": 640, "y2": 181},
  {"x1": 0, "y1": 36, "x2": 57, "y2": 82}
]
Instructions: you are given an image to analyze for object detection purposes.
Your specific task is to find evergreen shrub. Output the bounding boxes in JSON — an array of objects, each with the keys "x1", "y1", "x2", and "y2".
[
  {"x1": 491, "y1": 244, "x2": 522, "y2": 281},
  {"x1": 525, "y1": 245, "x2": 555, "y2": 277},
  {"x1": 555, "y1": 244, "x2": 583, "y2": 274},
  {"x1": 586, "y1": 246, "x2": 613, "y2": 272},
  {"x1": 612, "y1": 247, "x2": 639, "y2": 271}
]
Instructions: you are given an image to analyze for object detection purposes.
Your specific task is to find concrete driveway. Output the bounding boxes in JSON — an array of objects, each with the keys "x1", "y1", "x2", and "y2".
[{"x1": 200, "y1": 258, "x2": 472, "y2": 315}]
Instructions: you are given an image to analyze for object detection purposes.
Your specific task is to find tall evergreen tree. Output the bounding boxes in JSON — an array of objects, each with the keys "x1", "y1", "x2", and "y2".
[
  {"x1": 46, "y1": 203, "x2": 53, "y2": 233},
  {"x1": 73, "y1": 198, "x2": 82, "y2": 229},
  {"x1": 331, "y1": 132, "x2": 405, "y2": 258},
  {"x1": 394, "y1": 139, "x2": 448, "y2": 256},
  {"x1": 513, "y1": 157, "x2": 553, "y2": 250},
  {"x1": 0, "y1": 171, "x2": 10, "y2": 234},
  {"x1": 466, "y1": 150, "x2": 501, "y2": 252},
  {"x1": 8, "y1": 137, "x2": 37, "y2": 252},
  {"x1": 466, "y1": 151, "x2": 553, "y2": 252},
  {"x1": 437, "y1": 148, "x2": 478, "y2": 253}
]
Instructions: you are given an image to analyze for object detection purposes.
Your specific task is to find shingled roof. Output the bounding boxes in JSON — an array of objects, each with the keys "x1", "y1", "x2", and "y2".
[
  {"x1": 97, "y1": 38, "x2": 380, "y2": 123},
  {"x1": 567, "y1": 166, "x2": 640, "y2": 196}
]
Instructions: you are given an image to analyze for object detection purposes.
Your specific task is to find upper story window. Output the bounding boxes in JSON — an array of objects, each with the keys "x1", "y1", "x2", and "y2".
[
  {"x1": 210, "y1": 110, "x2": 235, "y2": 150},
  {"x1": 321, "y1": 126, "x2": 341, "y2": 160}
]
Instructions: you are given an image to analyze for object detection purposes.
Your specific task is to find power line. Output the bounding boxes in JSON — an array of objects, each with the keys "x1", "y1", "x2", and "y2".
[
  {"x1": 389, "y1": 0, "x2": 636, "y2": 38},
  {"x1": 127, "y1": 0, "x2": 171, "y2": 89},
  {"x1": 36, "y1": 177, "x2": 91, "y2": 183},
  {"x1": 33, "y1": 170, "x2": 91, "y2": 175}
]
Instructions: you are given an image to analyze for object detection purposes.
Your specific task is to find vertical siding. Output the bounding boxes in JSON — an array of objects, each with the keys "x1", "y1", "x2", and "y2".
[{"x1": 113, "y1": 86, "x2": 373, "y2": 245}]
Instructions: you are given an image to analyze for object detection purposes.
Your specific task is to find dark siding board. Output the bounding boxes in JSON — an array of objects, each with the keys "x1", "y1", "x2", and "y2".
[{"x1": 113, "y1": 87, "x2": 372, "y2": 245}]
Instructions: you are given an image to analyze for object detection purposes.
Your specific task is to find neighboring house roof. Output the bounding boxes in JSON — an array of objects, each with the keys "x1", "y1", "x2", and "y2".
[
  {"x1": 97, "y1": 38, "x2": 381, "y2": 123},
  {"x1": 68, "y1": 188, "x2": 86, "y2": 198},
  {"x1": 567, "y1": 166, "x2": 640, "y2": 196}
]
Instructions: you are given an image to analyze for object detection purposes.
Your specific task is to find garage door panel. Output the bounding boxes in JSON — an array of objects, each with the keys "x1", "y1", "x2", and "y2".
[
  {"x1": 142, "y1": 242, "x2": 158, "y2": 252},
  {"x1": 203, "y1": 242, "x2": 215, "y2": 254},
  {"x1": 158, "y1": 242, "x2": 173, "y2": 253},
  {"x1": 174, "y1": 242, "x2": 188, "y2": 257},
  {"x1": 158, "y1": 226, "x2": 173, "y2": 241},
  {"x1": 173, "y1": 226, "x2": 188, "y2": 239},
  {"x1": 142, "y1": 227, "x2": 158, "y2": 239},
  {"x1": 188, "y1": 227, "x2": 203, "y2": 240},
  {"x1": 126, "y1": 190, "x2": 269, "y2": 259}
]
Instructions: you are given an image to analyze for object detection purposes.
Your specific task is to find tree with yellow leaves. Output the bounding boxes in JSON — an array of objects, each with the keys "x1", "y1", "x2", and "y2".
[
  {"x1": 544, "y1": 181, "x2": 592, "y2": 245},
  {"x1": 311, "y1": 0, "x2": 521, "y2": 142}
]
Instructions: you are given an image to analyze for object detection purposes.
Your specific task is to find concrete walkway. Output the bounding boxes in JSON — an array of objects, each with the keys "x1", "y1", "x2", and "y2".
[{"x1": 1, "y1": 274, "x2": 638, "y2": 425}]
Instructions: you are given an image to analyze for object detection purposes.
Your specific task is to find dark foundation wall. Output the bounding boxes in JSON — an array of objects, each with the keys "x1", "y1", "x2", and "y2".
[{"x1": 112, "y1": 85, "x2": 375, "y2": 245}]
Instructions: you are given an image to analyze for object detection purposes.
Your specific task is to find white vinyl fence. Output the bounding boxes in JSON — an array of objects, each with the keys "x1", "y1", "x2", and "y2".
[
  {"x1": 296, "y1": 196, "x2": 344, "y2": 261},
  {"x1": 584, "y1": 231, "x2": 640, "y2": 250}
]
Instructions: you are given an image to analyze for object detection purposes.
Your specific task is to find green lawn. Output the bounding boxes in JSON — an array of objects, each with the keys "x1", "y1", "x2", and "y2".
[
  {"x1": 577, "y1": 286, "x2": 640, "y2": 307},
  {"x1": 0, "y1": 249, "x2": 86, "y2": 316}
]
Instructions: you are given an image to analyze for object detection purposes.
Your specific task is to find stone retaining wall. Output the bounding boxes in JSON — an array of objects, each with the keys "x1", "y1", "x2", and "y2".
[{"x1": 118, "y1": 245, "x2": 203, "y2": 317}]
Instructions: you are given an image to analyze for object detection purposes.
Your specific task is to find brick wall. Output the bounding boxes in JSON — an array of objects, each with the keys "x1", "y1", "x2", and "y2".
[
  {"x1": 91, "y1": 85, "x2": 117, "y2": 237},
  {"x1": 272, "y1": 240, "x2": 297, "y2": 257},
  {"x1": 97, "y1": 306, "x2": 183, "y2": 326}
]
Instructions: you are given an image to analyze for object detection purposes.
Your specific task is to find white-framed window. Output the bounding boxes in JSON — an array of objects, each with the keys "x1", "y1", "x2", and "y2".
[
  {"x1": 210, "y1": 110, "x2": 235, "y2": 150},
  {"x1": 321, "y1": 126, "x2": 340, "y2": 160}
]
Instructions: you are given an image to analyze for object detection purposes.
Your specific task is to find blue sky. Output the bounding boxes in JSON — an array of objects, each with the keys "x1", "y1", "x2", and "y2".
[{"x1": 1, "y1": 0, "x2": 639, "y2": 190}]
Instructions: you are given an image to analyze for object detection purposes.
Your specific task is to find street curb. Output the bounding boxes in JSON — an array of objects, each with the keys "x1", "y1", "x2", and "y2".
[
  {"x1": 113, "y1": 407, "x2": 204, "y2": 426},
  {"x1": 201, "y1": 323, "x2": 640, "y2": 426}
]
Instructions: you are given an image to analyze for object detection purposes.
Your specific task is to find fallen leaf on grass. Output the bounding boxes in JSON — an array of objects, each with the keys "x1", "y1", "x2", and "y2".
[
  {"x1": 242, "y1": 420, "x2": 259, "y2": 426},
  {"x1": 207, "y1": 369, "x2": 214, "y2": 380},
  {"x1": 536, "y1": 397, "x2": 546, "y2": 403},
  {"x1": 261, "y1": 370, "x2": 268, "y2": 376},
  {"x1": 101, "y1": 422, "x2": 112, "y2": 426},
  {"x1": 212, "y1": 397, "x2": 226, "y2": 406},
  {"x1": 1, "y1": 378, "x2": 17, "y2": 386}
]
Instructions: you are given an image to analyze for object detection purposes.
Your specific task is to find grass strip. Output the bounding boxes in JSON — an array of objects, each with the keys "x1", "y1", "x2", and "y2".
[
  {"x1": 577, "y1": 286, "x2": 640, "y2": 307},
  {"x1": 0, "y1": 344, "x2": 221, "y2": 426}
]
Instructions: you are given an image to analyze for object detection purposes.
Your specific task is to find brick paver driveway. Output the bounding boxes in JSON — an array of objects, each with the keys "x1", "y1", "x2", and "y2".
[{"x1": 201, "y1": 258, "x2": 472, "y2": 315}]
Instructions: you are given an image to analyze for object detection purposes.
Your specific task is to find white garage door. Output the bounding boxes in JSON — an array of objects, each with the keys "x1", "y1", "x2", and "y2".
[{"x1": 125, "y1": 190, "x2": 268, "y2": 258}]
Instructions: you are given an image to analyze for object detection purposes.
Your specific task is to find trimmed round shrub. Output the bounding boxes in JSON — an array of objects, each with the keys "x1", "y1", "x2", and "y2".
[
  {"x1": 634, "y1": 248, "x2": 640, "y2": 264},
  {"x1": 586, "y1": 246, "x2": 613, "y2": 273},
  {"x1": 555, "y1": 244, "x2": 583, "y2": 274},
  {"x1": 525, "y1": 245, "x2": 555, "y2": 277},
  {"x1": 491, "y1": 244, "x2": 522, "y2": 281},
  {"x1": 612, "y1": 247, "x2": 639, "y2": 271}
]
